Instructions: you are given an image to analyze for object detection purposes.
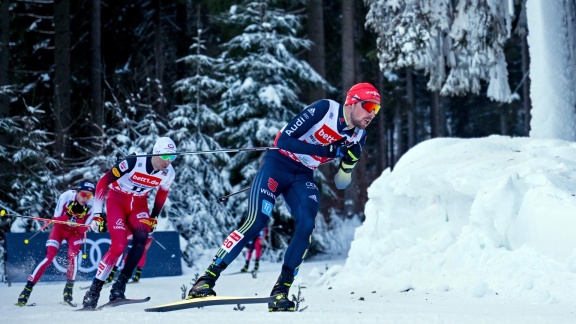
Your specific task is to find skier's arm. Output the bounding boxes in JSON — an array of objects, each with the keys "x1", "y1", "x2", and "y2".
[{"x1": 275, "y1": 100, "x2": 337, "y2": 157}]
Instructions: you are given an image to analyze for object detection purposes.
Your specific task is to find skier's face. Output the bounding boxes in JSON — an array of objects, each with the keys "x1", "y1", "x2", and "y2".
[
  {"x1": 152, "y1": 155, "x2": 173, "y2": 171},
  {"x1": 350, "y1": 100, "x2": 378, "y2": 129},
  {"x1": 75, "y1": 191, "x2": 93, "y2": 205}
]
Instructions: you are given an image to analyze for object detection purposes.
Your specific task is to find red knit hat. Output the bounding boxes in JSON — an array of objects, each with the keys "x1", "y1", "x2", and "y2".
[{"x1": 345, "y1": 83, "x2": 381, "y2": 106}]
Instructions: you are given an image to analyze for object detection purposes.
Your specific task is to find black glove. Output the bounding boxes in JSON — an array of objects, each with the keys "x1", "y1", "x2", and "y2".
[
  {"x1": 342, "y1": 142, "x2": 362, "y2": 164},
  {"x1": 326, "y1": 138, "x2": 348, "y2": 158},
  {"x1": 340, "y1": 143, "x2": 362, "y2": 173}
]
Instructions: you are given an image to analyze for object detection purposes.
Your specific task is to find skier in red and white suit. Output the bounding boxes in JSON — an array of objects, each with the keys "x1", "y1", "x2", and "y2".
[
  {"x1": 16, "y1": 181, "x2": 96, "y2": 306},
  {"x1": 82, "y1": 137, "x2": 177, "y2": 309}
]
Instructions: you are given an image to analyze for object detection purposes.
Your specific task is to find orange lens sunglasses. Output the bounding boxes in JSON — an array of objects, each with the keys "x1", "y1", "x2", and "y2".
[{"x1": 360, "y1": 100, "x2": 381, "y2": 114}]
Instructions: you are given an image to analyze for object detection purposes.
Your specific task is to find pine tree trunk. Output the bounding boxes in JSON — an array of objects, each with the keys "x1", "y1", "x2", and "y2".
[
  {"x1": 521, "y1": 34, "x2": 531, "y2": 136},
  {"x1": 54, "y1": 0, "x2": 72, "y2": 160},
  {"x1": 0, "y1": 0, "x2": 9, "y2": 118},
  {"x1": 307, "y1": 0, "x2": 326, "y2": 102},
  {"x1": 406, "y1": 68, "x2": 415, "y2": 147},
  {"x1": 341, "y1": 0, "x2": 355, "y2": 217},
  {"x1": 341, "y1": 0, "x2": 355, "y2": 93},
  {"x1": 90, "y1": 0, "x2": 103, "y2": 146},
  {"x1": 153, "y1": 0, "x2": 166, "y2": 114}
]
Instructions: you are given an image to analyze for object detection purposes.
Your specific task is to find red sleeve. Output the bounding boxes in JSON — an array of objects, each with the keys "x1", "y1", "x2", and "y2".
[
  {"x1": 150, "y1": 187, "x2": 169, "y2": 218},
  {"x1": 93, "y1": 170, "x2": 118, "y2": 214}
]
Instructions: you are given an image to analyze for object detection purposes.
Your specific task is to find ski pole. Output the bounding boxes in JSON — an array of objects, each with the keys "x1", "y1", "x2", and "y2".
[
  {"x1": 218, "y1": 187, "x2": 251, "y2": 203},
  {"x1": 24, "y1": 221, "x2": 51, "y2": 244},
  {"x1": 82, "y1": 231, "x2": 88, "y2": 259},
  {"x1": 151, "y1": 236, "x2": 176, "y2": 258},
  {"x1": 126, "y1": 146, "x2": 279, "y2": 159},
  {"x1": 0, "y1": 209, "x2": 90, "y2": 228}
]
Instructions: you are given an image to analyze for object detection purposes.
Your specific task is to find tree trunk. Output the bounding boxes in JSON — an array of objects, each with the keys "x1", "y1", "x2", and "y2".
[
  {"x1": 307, "y1": 0, "x2": 326, "y2": 102},
  {"x1": 91, "y1": 0, "x2": 103, "y2": 147},
  {"x1": 526, "y1": 0, "x2": 576, "y2": 140},
  {"x1": 406, "y1": 68, "x2": 415, "y2": 147},
  {"x1": 54, "y1": 0, "x2": 72, "y2": 160},
  {"x1": 341, "y1": 0, "x2": 355, "y2": 94},
  {"x1": 341, "y1": 0, "x2": 355, "y2": 217},
  {"x1": 153, "y1": 0, "x2": 165, "y2": 114},
  {"x1": 521, "y1": 34, "x2": 531, "y2": 136},
  {"x1": 394, "y1": 101, "x2": 405, "y2": 164},
  {"x1": 0, "y1": 0, "x2": 9, "y2": 118}
]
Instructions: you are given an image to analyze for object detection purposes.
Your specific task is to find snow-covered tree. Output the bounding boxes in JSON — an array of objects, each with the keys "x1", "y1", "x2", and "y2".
[
  {"x1": 526, "y1": 0, "x2": 576, "y2": 140},
  {"x1": 168, "y1": 27, "x2": 235, "y2": 267},
  {"x1": 0, "y1": 104, "x2": 60, "y2": 222},
  {"x1": 364, "y1": 0, "x2": 514, "y2": 102}
]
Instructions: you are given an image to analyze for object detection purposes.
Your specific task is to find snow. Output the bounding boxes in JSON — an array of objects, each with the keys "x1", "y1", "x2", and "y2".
[
  {"x1": 3, "y1": 135, "x2": 576, "y2": 323},
  {"x1": 527, "y1": 0, "x2": 576, "y2": 140}
]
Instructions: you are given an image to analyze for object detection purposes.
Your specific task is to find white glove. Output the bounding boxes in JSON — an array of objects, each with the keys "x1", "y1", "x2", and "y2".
[{"x1": 90, "y1": 216, "x2": 105, "y2": 233}]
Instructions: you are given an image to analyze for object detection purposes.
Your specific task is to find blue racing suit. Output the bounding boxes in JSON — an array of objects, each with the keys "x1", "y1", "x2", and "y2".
[{"x1": 214, "y1": 99, "x2": 367, "y2": 275}]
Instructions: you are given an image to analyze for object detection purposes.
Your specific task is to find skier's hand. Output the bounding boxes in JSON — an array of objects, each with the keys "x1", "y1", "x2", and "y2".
[
  {"x1": 342, "y1": 142, "x2": 362, "y2": 164},
  {"x1": 90, "y1": 215, "x2": 105, "y2": 233},
  {"x1": 149, "y1": 218, "x2": 157, "y2": 233},
  {"x1": 141, "y1": 217, "x2": 157, "y2": 233},
  {"x1": 326, "y1": 138, "x2": 348, "y2": 158},
  {"x1": 340, "y1": 142, "x2": 362, "y2": 173}
]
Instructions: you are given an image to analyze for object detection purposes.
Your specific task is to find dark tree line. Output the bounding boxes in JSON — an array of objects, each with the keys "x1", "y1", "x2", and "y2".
[{"x1": 0, "y1": 0, "x2": 530, "y2": 254}]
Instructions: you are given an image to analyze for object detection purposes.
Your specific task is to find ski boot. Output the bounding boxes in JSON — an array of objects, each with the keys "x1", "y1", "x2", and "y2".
[
  {"x1": 240, "y1": 261, "x2": 250, "y2": 273},
  {"x1": 82, "y1": 279, "x2": 105, "y2": 309},
  {"x1": 268, "y1": 267, "x2": 295, "y2": 312},
  {"x1": 16, "y1": 281, "x2": 35, "y2": 306},
  {"x1": 63, "y1": 279, "x2": 74, "y2": 302},
  {"x1": 187, "y1": 262, "x2": 225, "y2": 299},
  {"x1": 252, "y1": 259, "x2": 260, "y2": 272},
  {"x1": 109, "y1": 273, "x2": 129, "y2": 301},
  {"x1": 132, "y1": 267, "x2": 142, "y2": 283},
  {"x1": 105, "y1": 266, "x2": 117, "y2": 284}
]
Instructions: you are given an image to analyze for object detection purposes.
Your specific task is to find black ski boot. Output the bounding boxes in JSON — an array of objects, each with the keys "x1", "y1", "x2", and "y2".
[
  {"x1": 63, "y1": 279, "x2": 74, "y2": 302},
  {"x1": 16, "y1": 281, "x2": 35, "y2": 306},
  {"x1": 252, "y1": 259, "x2": 260, "y2": 272},
  {"x1": 240, "y1": 261, "x2": 249, "y2": 273},
  {"x1": 132, "y1": 267, "x2": 142, "y2": 283},
  {"x1": 268, "y1": 267, "x2": 295, "y2": 312},
  {"x1": 109, "y1": 273, "x2": 129, "y2": 301},
  {"x1": 82, "y1": 279, "x2": 105, "y2": 309},
  {"x1": 187, "y1": 262, "x2": 226, "y2": 299},
  {"x1": 105, "y1": 266, "x2": 117, "y2": 284}
]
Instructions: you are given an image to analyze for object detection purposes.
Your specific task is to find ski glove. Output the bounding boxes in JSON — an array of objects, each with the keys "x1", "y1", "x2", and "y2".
[
  {"x1": 342, "y1": 142, "x2": 362, "y2": 164},
  {"x1": 90, "y1": 215, "x2": 105, "y2": 233},
  {"x1": 326, "y1": 138, "x2": 348, "y2": 158},
  {"x1": 140, "y1": 217, "x2": 157, "y2": 233},
  {"x1": 339, "y1": 142, "x2": 360, "y2": 170},
  {"x1": 149, "y1": 218, "x2": 157, "y2": 233}
]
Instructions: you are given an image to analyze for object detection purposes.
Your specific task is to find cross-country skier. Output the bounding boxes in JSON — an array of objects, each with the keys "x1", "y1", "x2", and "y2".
[
  {"x1": 81, "y1": 137, "x2": 177, "y2": 309},
  {"x1": 16, "y1": 181, "x2": 96, "y2": 306},
  {"x1": 187, "y1": 82, "x2": 381, "y2": 311}
]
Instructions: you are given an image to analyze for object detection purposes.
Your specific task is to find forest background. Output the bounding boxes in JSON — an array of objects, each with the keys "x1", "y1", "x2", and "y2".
[{"x1": 0, "y1": 0, "x2": 540, "y2": 276}]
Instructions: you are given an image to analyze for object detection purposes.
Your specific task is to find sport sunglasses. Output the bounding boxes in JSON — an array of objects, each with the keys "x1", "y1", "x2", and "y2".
[
  {"x1": 160, "y1": 155, "x2": 177, "y2": 161},
  {"x1": 360, "y1": 100, "x2": 381, "y2": 115},
  {"x1": 79, "y1": 191, "x2": 93, "y2": 199}
]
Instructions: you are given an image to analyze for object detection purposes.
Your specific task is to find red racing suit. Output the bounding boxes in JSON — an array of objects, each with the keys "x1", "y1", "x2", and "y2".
[
  {"x1": 27, "y1": 190, "x2": 94, "y2": 283},
  {"x1": 92, "y1": 155, "x2": 175, "y2": 281}
]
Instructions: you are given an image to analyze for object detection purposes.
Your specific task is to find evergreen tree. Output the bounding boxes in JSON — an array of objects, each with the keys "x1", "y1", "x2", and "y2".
[
  {"x1": 364, "y1": 0, "x2": 514, "y2": 102},
  {"x1": 0, "y1": 104, "x2": 60, "y2": 227},
  {"x1": 169, "y1": 26, "x2": 235, "y2": 267}
]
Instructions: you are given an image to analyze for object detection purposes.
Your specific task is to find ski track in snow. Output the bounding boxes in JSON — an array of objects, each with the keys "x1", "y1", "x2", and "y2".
[{"x1": 2, "y1": 255, "x2": 574, "y2": 324}]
